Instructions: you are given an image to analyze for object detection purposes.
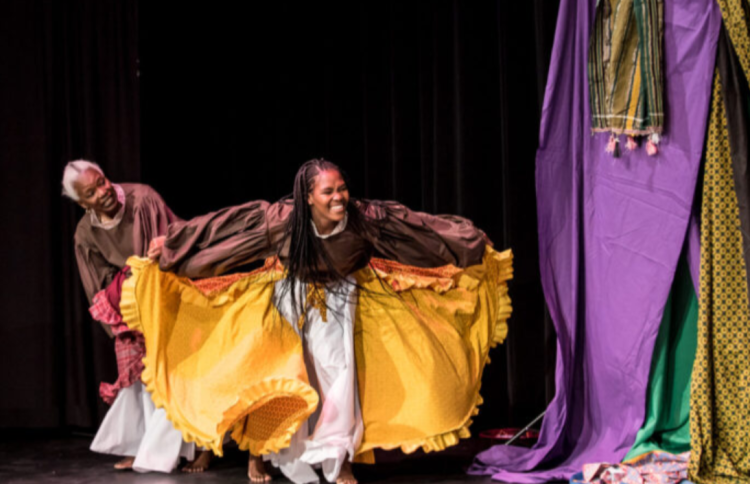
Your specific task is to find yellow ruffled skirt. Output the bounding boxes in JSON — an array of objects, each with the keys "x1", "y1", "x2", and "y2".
[{"x1": 121, "y1": 247, "x2": 513, "y2": 458}]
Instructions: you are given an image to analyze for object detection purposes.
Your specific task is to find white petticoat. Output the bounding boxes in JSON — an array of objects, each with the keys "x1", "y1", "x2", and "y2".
[
  {"x1": 90, "y1": 381, "x2": 195, "y2": 473},
  {"x1": 266, "y1": 278, "x2": 364, "y2": 484}
]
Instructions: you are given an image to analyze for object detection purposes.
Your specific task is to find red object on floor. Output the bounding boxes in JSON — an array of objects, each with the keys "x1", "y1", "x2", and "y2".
[{"x1": 479, "y1": 428, "x2": 540, "y2": 441}]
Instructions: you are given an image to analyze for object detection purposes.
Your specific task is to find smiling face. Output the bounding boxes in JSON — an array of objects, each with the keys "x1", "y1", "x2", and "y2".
[
  {"x1": 72, "y1": 168, "x2": 120, "y2": 217},
  {"x1": 307, "y1": 169, "x2": 349, "y2": 234}
]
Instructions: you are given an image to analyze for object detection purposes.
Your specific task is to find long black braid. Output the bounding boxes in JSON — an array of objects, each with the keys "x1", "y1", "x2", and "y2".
[{"x1": 278, "y1": 159, "x2": 377, "y2": 318}]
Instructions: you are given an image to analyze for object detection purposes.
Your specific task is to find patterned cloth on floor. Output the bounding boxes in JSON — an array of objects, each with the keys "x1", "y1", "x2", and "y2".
[{"x1": 570, "y1": 451, "x2": 689, "y2": 484}]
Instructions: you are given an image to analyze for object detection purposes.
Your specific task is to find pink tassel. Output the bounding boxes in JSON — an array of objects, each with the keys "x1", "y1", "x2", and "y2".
[
  {"x1": 605, "y1": 134, "x2": 620, "y2": 157},
  {"x1": 646, "y1": 133, "x2": 660, "y2": 156},
  {"x1": 605, "y1": 134, "x2": 616, "y2": 153},
  {"x1": 625, "y1": 136, "x2": 638, "y2": 151}
]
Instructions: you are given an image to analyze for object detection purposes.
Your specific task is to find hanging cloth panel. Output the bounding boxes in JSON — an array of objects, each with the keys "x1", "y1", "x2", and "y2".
[
  {"x1": 715, "y1": 0, "x2": 750, "y2": 79},
  {"x1": 623, "y1": 252, "x2": 698, "y2": 461},
  {"x1": 468, "y1": 0, "x2": 720, "y2": 481},
  {"x1": 689, "y1": 26, "x2": 750, "y2": 484},
  {"x1": 717, "y1": 19, "x2": 750, "y2": 303},
  {"x1": 588, "y1": 0, "x2": 664, "y2": 136}
]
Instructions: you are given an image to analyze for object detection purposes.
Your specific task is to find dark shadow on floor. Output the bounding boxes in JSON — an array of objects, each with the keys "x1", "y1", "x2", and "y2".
[{"x1": 0, "y1": 433, "x2": 564, "y2": 484}]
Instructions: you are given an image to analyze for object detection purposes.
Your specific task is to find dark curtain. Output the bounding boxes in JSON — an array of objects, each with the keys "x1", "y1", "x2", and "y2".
[
  {"x1": 0, "y1": 0, "x2": 139, "y2": 429},
  {"x1": 1, "y1": 0, "x2": 559, "y2": 432}
]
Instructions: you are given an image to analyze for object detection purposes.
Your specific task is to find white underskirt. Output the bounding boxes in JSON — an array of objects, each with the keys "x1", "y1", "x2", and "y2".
[
  {"x1": 266, "y1": 278, "x2": 364, "y2": 484},
  {"x1": 90, "y1": 381, "x2": 195, "y2": 473}
]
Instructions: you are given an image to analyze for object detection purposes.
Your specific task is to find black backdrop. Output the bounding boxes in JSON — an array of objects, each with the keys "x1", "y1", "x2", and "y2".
[{"x1": 0, "y1": 0, "x2": 559, "y2": 435}]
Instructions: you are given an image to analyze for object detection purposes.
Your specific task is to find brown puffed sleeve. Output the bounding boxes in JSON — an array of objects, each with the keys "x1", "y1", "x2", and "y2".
[
  {"x1": 133, "y1": 185, "x2": 182, "y2": 255},
  {"x1": 360, "y1": 200, "x2": 490, "y2": 268},
  {"x1": 159, "y1": 200, "x2": 292, "y2": 278},
  {"x1": 74, "y1": 236, "x2": 119, "y2": 305}
]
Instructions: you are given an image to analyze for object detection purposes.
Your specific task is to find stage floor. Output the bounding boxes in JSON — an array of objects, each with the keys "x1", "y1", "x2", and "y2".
[{"x1": 0, "y1": 434, "x2": 552, "y2": 484}]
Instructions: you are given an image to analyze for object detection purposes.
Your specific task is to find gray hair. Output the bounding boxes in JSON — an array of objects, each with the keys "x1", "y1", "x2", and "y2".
[{"x1": 62, "y1": 160, "x2": 104, "y2": 201}]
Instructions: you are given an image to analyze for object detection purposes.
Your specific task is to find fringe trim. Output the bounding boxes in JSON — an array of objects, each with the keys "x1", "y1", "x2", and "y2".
[{"x1": 591, "y1": 126, "x2": 664, "y2": 136}]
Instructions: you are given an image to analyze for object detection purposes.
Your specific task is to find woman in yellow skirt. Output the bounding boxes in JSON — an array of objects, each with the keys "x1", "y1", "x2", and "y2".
[{"x1": 126, "y1": 159, "x2": 513, "y2": 483}]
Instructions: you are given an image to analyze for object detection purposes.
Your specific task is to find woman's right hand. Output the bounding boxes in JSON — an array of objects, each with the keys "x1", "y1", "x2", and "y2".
[{"x1": 147, "y1": 236, "x2": 166, "y2": 260}]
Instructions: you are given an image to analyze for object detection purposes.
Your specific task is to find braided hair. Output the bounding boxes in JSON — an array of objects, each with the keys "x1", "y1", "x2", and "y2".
[{"x1": 278, "y1": 159, "x2": 375, "y2": 315}]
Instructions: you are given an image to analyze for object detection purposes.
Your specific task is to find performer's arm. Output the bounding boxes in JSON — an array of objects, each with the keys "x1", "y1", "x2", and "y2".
[
  {"x1": 361, "y1": 200, "x2": 490, "y2": 269},
  {"x1": 159, "y1": 200, "x2": 291, "y2": 278},
  {"x1": 134, "y1": 185, "x2": 183, "y2": 244}
]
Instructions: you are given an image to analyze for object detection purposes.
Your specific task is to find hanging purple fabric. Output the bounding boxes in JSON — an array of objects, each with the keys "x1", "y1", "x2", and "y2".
[{"x1": 469, "y1": 0, "x2": 719, "y2": 482}]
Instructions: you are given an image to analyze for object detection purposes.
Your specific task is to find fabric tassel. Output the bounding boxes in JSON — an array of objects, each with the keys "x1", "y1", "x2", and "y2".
[
  {"x1": 625, "y1": 136, "x2": 638, "y2": 151},
  {"x1": 646, "y1": 133, "x2": 660, "y2": 156},
  {"x1": 605, "y1": 134, "x2": 620, "y2": 157}
]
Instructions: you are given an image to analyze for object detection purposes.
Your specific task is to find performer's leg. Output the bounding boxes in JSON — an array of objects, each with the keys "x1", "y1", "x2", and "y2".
[
  {"x1": 131, "y1": 387, "x2": 196, "y2": 473},
  {"x1": 266, "y1": 280, "x2": 323, "y2": 483},
  {"x1": 267, "y1": 278, "x2": 362, "y2": 484},
  {"x1": 90, "y1": 383, "x2": 146, "y2": 469},
  {"x1": 182, "y1": 449, "x2": 213, "y2": 473},
  {"x1": 300, "y1": 279, "x2": 362, "y2": 484},
  {"x1": 336, "y1": 461, "x2": 357, "y2": 484},
  {"x1": 265, "y1": 423, "x2": 319, "y2": 484},
  {"x1": 248, "y1": 452, "x2": 271, "y2": 482}
]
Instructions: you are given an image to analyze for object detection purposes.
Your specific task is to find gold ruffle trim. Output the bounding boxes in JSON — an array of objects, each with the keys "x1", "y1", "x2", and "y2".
[{"x1": 226, "y1": 378, "x2": 319, "y2": 456}]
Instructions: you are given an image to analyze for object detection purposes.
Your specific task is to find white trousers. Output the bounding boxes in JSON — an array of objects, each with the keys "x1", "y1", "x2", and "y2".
[
  {"x1": 267, "y1": 278, "x2": 364, "y2": 484},
  {"x1": 90, "y1": 382, "x2": 195, "y2": 473}
]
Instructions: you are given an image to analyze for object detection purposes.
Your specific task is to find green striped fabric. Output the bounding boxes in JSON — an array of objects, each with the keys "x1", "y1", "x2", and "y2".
[{"x1": 588, "y1": 0, "x2": 664, "y2": 136}]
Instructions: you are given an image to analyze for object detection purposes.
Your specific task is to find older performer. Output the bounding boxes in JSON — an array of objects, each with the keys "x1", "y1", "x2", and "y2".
[{"x1": 63, "y1": 160, "x2": 207, "y2": 473}]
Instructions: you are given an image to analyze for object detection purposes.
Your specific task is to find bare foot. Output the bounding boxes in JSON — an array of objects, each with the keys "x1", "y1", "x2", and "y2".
[
  {"x1": 336, "y1": 461, "x2": 357, "y2": 484},
  {"x1": 113, "y1": 456, "x2": 135, "y2": 470},
  {"x1": 182, "y1": 450, "x2": 213, "y2": 473},
  {"x1": 247, "y1": 454, "x2": 271, "y2": 482}
]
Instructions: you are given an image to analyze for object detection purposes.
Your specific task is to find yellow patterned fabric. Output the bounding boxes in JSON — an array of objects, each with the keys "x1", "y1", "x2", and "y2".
[
  {"x1": 121, "y1": 247, "x2": 512, "y2": 459},
  {"x1": 690, "y1": 71, "x2": 750, "y2": 484},
  {"x1": 121, "y1": 258, "x2": 319, "y2": 456},
  {"x1": 353, "y1": 247, "x2": 512, "y2": 455},
  {"x1": 715, "y1": 0, "x2": 750, "y2": 79}
]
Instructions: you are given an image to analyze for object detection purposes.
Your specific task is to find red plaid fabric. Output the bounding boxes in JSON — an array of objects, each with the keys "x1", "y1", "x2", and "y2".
[
  {"x1": 90, "y1": 281, "x2": 146, "y2": 404},
  {"x1": 100, "y1": 331, "x2": 145, "y2": 404},
  {"x1": 90, "y1": 290, "x2": 127, "y2": 334}
]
